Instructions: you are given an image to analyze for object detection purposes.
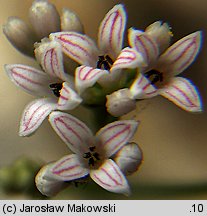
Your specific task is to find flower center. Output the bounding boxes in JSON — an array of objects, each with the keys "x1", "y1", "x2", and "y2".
[
  {"x1": 83, "y1": 146, "x2": 100, "y2": 167},
  {"x1": 144, "y1": 70, "x2": 163, "y2": 86},
  {"x1": 49, "y1": 83, "x2": 63, "y2": 97},
  {"x1": 96, "y1": 55, "x2": 114, "y2": 70}
]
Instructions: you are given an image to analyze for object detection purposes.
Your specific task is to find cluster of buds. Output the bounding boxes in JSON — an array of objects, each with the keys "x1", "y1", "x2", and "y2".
[{"x1": 3, "y1": 0, "x2": 202, "y2": 197}]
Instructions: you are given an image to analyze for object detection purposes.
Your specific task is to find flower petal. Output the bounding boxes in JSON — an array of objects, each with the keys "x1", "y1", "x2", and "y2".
[
  {"x1": 61, "y1": 8, "x2": 84, "y2": 33},
  {"x1": 50, "y1": 32, "x2": 99, "y2": 66},
  {"x1": 159, "y1": 77, "x2": 202, "y2": 112},
  {"x1": 19, "y1": 98, "x2": 57, "y2": 137},
  {"x1": 35, "y1": 162, "x2": 69, "y2": 197},
  {"x1": 50, "y1": 154, "x2": 89, "y2": 181},
  {"x1": 111, "y1": 47, "x2": 146, "y2": 72},
  {"x1": 75, "y1": 66, "x2": 108, "y2": 94},
  {"x1": 158, "y1": 31, "x2": 202, "y2": 76},
  {"x1": 130, "y1": 73, "x2": 158, "y2": 99},
  {"x1": 96, "y1": 120, "x2": 139, "y2": 157},
  {"x1": 37, "y1": 40, "x2": 72, "y2": 82},
  {"x1": 58, "y1": 82, "x2": 82, "y2": 110},
  {"x1": 49, "y1": 111, "x2": 93, "y2": 154},
  {"x1": 90, "y1": 159, "x2": 130, "y2": 195},
  {"x1": 98, "y1": 4, "x2": 126, "y2": 58},
  {"x1": 128, "y1": 28, "x2": 159, "y2": 66},
  {"x1": 29, "y1": 0, "x2": 60, "y2": 40},
  {"x1": 5, "y1": 64, "x2": 52, "y2": 97}
]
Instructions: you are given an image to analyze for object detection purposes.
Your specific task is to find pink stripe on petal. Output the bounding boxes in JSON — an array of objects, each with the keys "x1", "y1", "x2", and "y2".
[
  {"x1": 51, "y1": 154, "x2": 89, "y2": 181},
  {"x1": 5, "y1": 64, "x2": 51, "y2": 96},
  {"x1": 97, "y1": 120, "x2": 138, "y2": 157},
  {"x1": 160, "y1": 77, "x2": 202, "y2": 112},
  {"x1": 160, "y1": 31, "x2": 202, "y2": 75},
  {"x1": 50, "y1": 32, "x2": 98, "y2": 66},
  {"x1": 90, "y1": 159, "x2": 130, "y2": 195},
  {"x1": 75, "y1": 66, "x2": 108, "y2": 94},
  {"x1": 130, "y1": 73, "x2": 157, "y2": 99},
  {"x1": 49, "y1": 112, "x2": 92, "y2": 153},
  {"x1": 19, "y1": 98, "x2": 57, "y2": 136},
  {"x1": 98, "y1": 5, "x2": 126, "y2": 57},
  {"x1": 129, "y1": 29, "x2": 159, "y2": 65},
  {"x1": 57, "y1": 82, "x2": 82, "y2": 110}
]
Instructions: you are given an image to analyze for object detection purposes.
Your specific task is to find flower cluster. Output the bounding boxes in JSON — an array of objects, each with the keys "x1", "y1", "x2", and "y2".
[{"x1": 3, "y1": 0, "x2": 202, "y2": 197}]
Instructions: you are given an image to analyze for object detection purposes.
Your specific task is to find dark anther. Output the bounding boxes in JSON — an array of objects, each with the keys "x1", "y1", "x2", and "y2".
[
  {"x1": 96, "y1": 55, "x2": 114, "y2": 70},
  {"x1": 145, "y1": 70, "x2": 163, "y2": 85},
  {"x1": 92, "y1": 152, "x2": 100, "y2": 161},
  {"x1": 83, "y1": 152, "x2": 91, "y2": 159},
  {"x1": 49, "y1": 83, "x2": 63, "y2": 97},
  {"x1": 83, "y1": 146, "x2": 100, "y2": 167},
  {"x1": 88, "y1": 158, "x2": 95, "y2": 167},
  {"x1": 89, "y1": 146, "x2": 96, "y2": 152}
]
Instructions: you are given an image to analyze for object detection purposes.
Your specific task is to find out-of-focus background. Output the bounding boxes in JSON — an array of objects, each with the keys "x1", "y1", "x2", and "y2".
[{"x1": 0, "y1": 0, "x2": 206, "y2": 199}]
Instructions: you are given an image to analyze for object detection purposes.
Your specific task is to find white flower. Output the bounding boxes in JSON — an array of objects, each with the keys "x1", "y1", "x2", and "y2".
[
  {"x1": 5, "y1": 41, "x2": 82, "y2": 136},
  {"x1": 35, "y1": 111, "x2": 139, "y2": 196},
  {"x1": 3, "y1": 0, "x2": 84, "y2": 57},
  {"x1": 107, "y1": 22, "x2": 202, "y2": 116},
  {"x1": 49, "y1": 4, "x2": 144, "y2": 94}
]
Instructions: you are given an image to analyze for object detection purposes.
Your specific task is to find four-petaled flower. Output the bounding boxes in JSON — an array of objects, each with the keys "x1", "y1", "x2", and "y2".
[
  {"x1": 5, "y1": 40, "x2": 82, "y2": 136},
  {"x1": 107, "y1": 22, "x2": 202, "y2": 116},
  {"x1": 49, "y1": 4, "x2": 144, "y2": 94},
  {"x1": 35, "y1": 111, "x2": 139, "y2": 196}
]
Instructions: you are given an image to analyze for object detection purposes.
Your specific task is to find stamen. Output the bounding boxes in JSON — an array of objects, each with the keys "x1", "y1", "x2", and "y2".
[
  {"x1": 49, "y1": 83, "x2": 63, "y2": 97},
  {"x1": 145, "y1": 70, "x2": 163, "y2": 85},
  {"x1": 96, "y1": 55, "x2": 114, "y2": 70},
  {"x1": 83, "y1": 146, "x2": 100, "y2": 167}
]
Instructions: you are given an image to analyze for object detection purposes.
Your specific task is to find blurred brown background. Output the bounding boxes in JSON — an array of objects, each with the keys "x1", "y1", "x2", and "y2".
[{"x1": 0, "y1": 0, "x2": 206, "y2": 199}]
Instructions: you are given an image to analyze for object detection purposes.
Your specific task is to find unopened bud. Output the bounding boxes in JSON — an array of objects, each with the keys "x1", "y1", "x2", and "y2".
[
  {"x1": 106, "y1": 88, "x2": 136, "y2": 117},
  {"x1": 3, "y1": 17, "x2": 36, "y2": 57},
  {"x1": 61, "y1": 8, "x2": 84, "y2": 33},
  {"x1": 29, "y1": 0, "x2": 61, "y2": 41},
  {"x1": 114, "y1": 143, "x2": 143, "y2": 175},
  {"x1": 145, "y1": 21, "x2": 172, "y2": 53},
  {"x1": 35, "y1": 163, "x2": 69, "y2": 197}
]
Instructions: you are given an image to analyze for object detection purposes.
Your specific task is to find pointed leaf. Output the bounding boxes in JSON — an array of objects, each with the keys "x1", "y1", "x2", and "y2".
[
  {"x1": 98, "y1": 4, "x2": 126, "y2": 58},
  {"x1": 5, "y1": 64, "x2": 52, "y2": 97},
  {"x1": 111, "y1": 47, "x2": 145, "y2": 72},
  {"x1": 75, "y1": 66, "x2": 108, "y2": 94},
  {"x1": 19, "y1": 98, "x2": 57, "y2": 136},
  {"x1": 90, "y1": 159, "x2": 130, "y2": 195},
  {"x1": 50, "y1": 154, "x2": 89, "y2": 181},
  {"x1": 96, "y1": 120, "x2": 139, "y2": 157},
  {"x1": 58, "y1": 82, "x2": 82, "y2": 110},
  {"x1": 128, "y1": 28, "x2": 159, "y2": 66},
  {"x1": 49, "y1": 112, "x2": 93, "y2": 154},
  {"x1": 130, "y1": 73, "x2": 158, "y2": 99},
  {"x1": 50, "y1": 32, "x2": 99, "y2": 66},
  {"x1": 158, "y1": 31, "x2": 202, "y2": 76},
  {"x1": 160, "y1": 77, "x2": 202, "y2": 112}
]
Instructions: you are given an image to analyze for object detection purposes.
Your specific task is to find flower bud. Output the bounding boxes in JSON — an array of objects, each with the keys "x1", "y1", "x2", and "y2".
[
  {"x1": 3, "y1": 17, "x2": 36, "y2": 57},
  {"x1": 145, "y1": 21, "x2": 172, "y2": 53},
  {"x1": 106, "y1": 88, "x2": 136, "y2": 117},
  {"x1": 35, "y1": 163, "x2": 69, "y2": 197},
  {"x1": 61, "y1": 8, "x2": 84, "y2": 33},
  {"x1": 29, "y1": 0, "x2": 61, "y2": 41},
  {"x1": 114, "y1": 143, "x2": 143, "y2": 175}
]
